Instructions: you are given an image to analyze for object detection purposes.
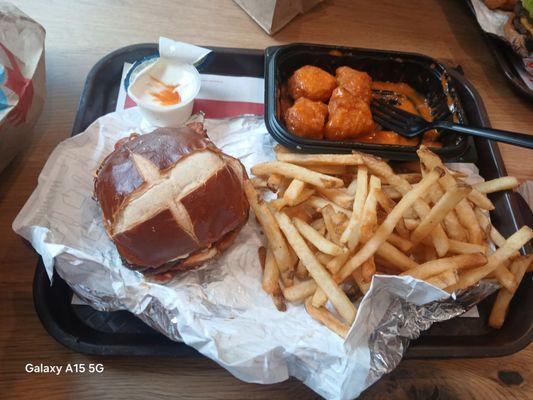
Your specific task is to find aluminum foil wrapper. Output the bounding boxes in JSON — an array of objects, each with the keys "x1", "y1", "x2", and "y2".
[{"x1": 13, "y1": 108, "x2": 499, "y2": 400}]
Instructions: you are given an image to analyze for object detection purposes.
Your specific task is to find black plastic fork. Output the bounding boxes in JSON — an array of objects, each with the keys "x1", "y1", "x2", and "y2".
[{"x1": 371, "y1": 97, "x2": 533, "y2": 149}]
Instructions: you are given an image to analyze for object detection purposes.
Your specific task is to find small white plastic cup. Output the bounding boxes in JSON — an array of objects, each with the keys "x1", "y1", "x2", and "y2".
[{"x1": 127, "y1": 61, "x2": 201, "y2": 127}]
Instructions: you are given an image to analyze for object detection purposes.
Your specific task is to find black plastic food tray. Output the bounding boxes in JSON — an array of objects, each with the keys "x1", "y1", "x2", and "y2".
[
  {"x1": 33, "y1": 44, "x2": 532, "y2": 358},
  {"x1": 464, "y1": 0, "x2": 533, "y2": 100}
]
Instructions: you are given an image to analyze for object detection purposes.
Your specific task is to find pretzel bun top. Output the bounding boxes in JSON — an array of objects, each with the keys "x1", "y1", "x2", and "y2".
[{"x1": 94, "y1": 126, "x2": 248, "y2": 274}]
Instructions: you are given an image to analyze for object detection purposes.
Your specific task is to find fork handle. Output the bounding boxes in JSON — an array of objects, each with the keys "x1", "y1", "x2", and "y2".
[{"x1": 435, "y1": 121, "x2": 533, "y2": 149}]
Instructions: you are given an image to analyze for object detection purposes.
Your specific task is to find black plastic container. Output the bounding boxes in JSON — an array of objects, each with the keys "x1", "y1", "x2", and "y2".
[
  {"x1": 265, "y1": 43, "x2": 478, "y2": 161},
  {"x1": 33, "y1": 44, "x2": 532, "y2": 358}
]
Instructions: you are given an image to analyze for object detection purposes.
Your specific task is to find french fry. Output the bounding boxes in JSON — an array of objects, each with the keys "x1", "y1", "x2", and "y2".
[
  {"x1": 442, "y1": 209, "x2": 468, "y2": 242},
  {"x1": 322, "y1": 205, "x2": 342, "y2": 245},
  {"x1": 446, "y1": 226, "x2": 533, "y2": 292},
  {"x1": 352, "y1": 267, "x2": 371, "y2": 294},
  {"x1": 494, "y1": 265, "x2": 521, "y2": 294},
  {"x1": 477, "y1": 225, "x2": 518, "y2": 291},
  {"x1": 263, "y1": 248, "x2": 287, "y2": 311},
  {"x1": 428, "y1": 183, "x2": 468, "y2": 241},
  {"x1": 381, "y1": 185, "x2": 402, "y2": 200},
  {"x1": 251, "y1": 177, "x2": 268, "y2": 189},
  {"x1": 359, "y1": 176, "x2": 381, "y2": 243},
  {"x1": 376, "y1": 188, "x2": 410, "y2": 238},
  {"x1": 374, "y1": 254, "x2": 404, "y2": 273},
  {"x1": 376, "y1": 241, "x2": 419, "y2": 271},
  {"x1": 331, "y1": 210, "x2": 348, "y2": 225},
  {"x1": 387, "y1": 232, "x2": 413, "y2": 253},
  {"x1": 426, "y1": 269, "x2": 459, "y2": 289},
  {"x1": 296, "y1": 260, "x2": 309, "y2": 280},
  {"x1": 341, "y1": 166, "x2": 368, "y2": 248},
  {"x1": 475, "y1": 176, "x2": 520, "y2": 194},
  {"x1": 401, "y1": 253, "x2": 487, "y2": 280},
  {"x1": 266, "y1": 173, "x2": 283, "y2": 191},
  {"x1": 252, "y1": 161, "x2": 344, "y2": 188},
  {"x1": 326, "y1": 251, "x2": 352, "y2": 274},
  {"x1": 291, "y1": 188, "x2": 315, "y2": 207},
  {"x1": 307, "y1": 164, "x2": 347, "y2": 175},
  {"x1": 306, "y1": 195, "x2": 352, "y2": 217},
  {"x1": 282, "y1": 279, "x2": 317, "y2": 302},
  {"x1": 269, "y1": 198, "x2": 288, "y2": 211},
  {"x1": 275, "y1": 212, "x2": 357, "y2": 323},
  {"x1": 283, "y1": 203, "x2": 313, "y2": 223},
  {"x1": 305, "y1": 299, "x2": 350, "y2": 339},
  {"x1": 311, "y1": 287, "x2": 328, "y2": 307},
  {"x1": 421, "y1": 236, "x2": 486, "y2": 255},
  {"x1": 375, "y1": 187, "x2": 396, "y2": 212},
  {"x1": 283, "y1": 179, "x2": 306, "y2": 206},
  {"x1": 467, "y1": 189, "x2": 494, "y2": 211},
  {"x1": 488, "y1": 255, "x2": 532, "y2": 329},
  {"x1": 474, "y1": 207, "x2": 491, "y2": 238},
  {"x1": 294, "y1": 217, "x2": 345, "y2": 256},
  {"x1": 346, "y1": 178, "x2": 358, "y2": 195},
  {"x1": 263, "y1": 248, "x2": 281, "y2": 293},
  {"x1": 361, "y1": 257, "x2": 376, "y2": 283},
  {"x1": 244, "y1": 180, "x2": 294, "y2": 285},
  {"x1": 316, "y1": 187, "x2": 353, "y2": 209},
  {"x1": 310, "y1": 217, "x2": 325, "y2": 231},
  {"x1": 490, "y1": 226, "x2": 507, "y2": 248},
  {"x1": 336, "y1": 169, "x2": 442, "y2": 282},
  {"x1": 410, "y1": 183, "x2": 471, "y2": 247},
  {"x1": 316, "y1": 252, "x2": 334, "y2": 265},
  {"x1": 489, "y1": 227, "x2": 522, "y2": 276},
  {"x1": 417, "y1": 146, "x2": 484, "y2": 245},
  {"x1": 404, "y1": 218, "x2": 419, "y2": 231},
  {"x1": 275, "y1": 151, "x2": 363, "y2": 166}
]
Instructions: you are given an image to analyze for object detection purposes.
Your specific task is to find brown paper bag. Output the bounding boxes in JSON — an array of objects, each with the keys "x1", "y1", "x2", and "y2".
[{"x1": 234, "y1": 0, "x2": 323, "y2": 35}]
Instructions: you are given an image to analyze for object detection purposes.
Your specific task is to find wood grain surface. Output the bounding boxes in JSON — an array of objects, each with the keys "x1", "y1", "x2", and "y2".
[{"x1": 0, "y1": 0, "x2": 531, "y2": 399}]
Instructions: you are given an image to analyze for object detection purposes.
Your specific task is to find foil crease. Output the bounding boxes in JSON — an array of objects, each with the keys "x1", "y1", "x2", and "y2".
[
  {"x1": 366, "y1": 280, "x2": 499, "y2": 386},
  {"x1": 13, "y1": 108, "x2": 500, "y2": 400}
]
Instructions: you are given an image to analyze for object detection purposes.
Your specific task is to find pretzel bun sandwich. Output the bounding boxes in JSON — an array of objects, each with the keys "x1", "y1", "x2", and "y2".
[{"x1": 94, "y1": 124, "x2": 249, "y2": 277}]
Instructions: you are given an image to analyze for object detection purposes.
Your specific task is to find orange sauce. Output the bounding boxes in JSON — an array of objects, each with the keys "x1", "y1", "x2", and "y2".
[
  {"x1": 357, "y1": 130, "x2": 418, "y2": 146},
  {"x1": 149, "y1": 76, "x2": 181, "y2": 106},
  {"x1": 370, "y1": 81, "x2": 440, "y2": 144}
]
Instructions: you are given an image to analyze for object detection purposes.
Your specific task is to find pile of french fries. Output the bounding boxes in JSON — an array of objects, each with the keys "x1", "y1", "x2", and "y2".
[{"x1": 244, "y1": 145, "x2": 532, "y2": 338}]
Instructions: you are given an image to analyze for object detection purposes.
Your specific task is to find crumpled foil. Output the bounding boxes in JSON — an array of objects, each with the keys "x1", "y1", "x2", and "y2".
[{"x1": 13, "y1": 108, "x2": 499, "y2": 400}]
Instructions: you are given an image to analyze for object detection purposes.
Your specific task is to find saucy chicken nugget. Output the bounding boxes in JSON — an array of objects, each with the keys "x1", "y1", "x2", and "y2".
[
  {"x1": 335, "y1": 66, "x2": 372, "y2": 104},
  {"x1": 288, "y1": 65, "x2": 337, "y2": 102},
  {"x1": 285, "y1": 97, "x2": 328, "y2": 139},
  {"x1": 328, "y1": 86, "x2": 360, "y2": 114},
  {"x1": 325, "y1": 98, "x2": 374, "y2": 141}
]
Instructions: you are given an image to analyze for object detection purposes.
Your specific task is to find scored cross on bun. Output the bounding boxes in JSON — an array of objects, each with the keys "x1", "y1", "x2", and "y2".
[{"x1": 94, "y1": 124, "x2": 249, "y2": 279}]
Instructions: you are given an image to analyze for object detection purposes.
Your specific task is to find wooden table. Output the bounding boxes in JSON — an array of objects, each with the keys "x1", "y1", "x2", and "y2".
[{"x1": 1, "y1": 0, "x2": 531, "y2": 399}]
